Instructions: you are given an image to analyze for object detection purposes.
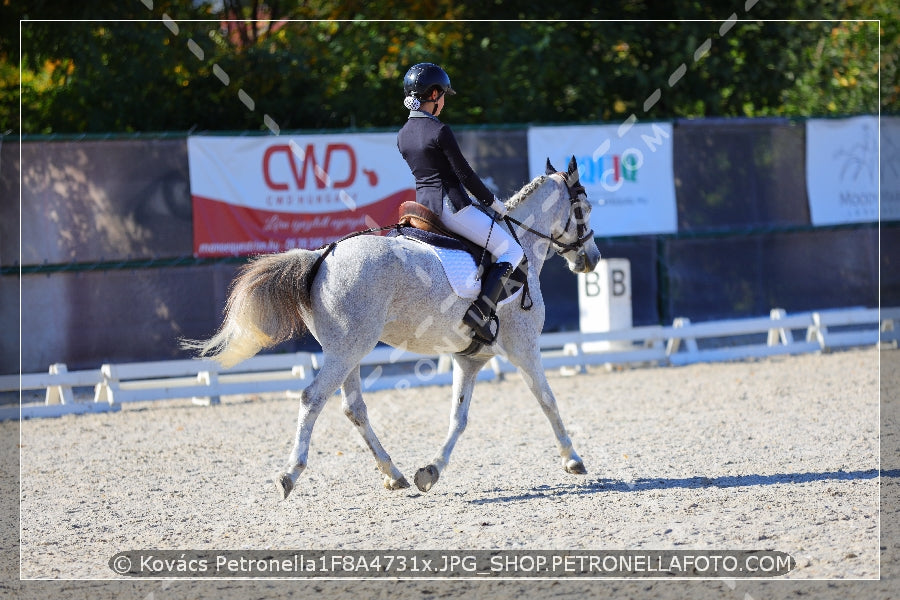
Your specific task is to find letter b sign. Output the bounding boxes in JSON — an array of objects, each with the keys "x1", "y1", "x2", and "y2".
[
  {"x1": 578, "y1": 259, "x2": 632, "y2": 349},
  {"x1": 611, "y1": 269, "x2": 627, "y2": 296},
  {"x1": 580, "y1": 266, "x2": 628, "y2": 300},
  {"x1": 583, "y1": 272, "x2": 602, "y2": 298}
]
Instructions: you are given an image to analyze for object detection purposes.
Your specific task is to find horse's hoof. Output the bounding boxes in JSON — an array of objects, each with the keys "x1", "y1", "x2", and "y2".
[
  {"x1": 276, "y1": 472, "x2": 294, "y2": 500},
  {"x1": 565, "y1": 460, "x2": 587, "y2": 475},
  {"x1": 414, "y1": 464, "x2": 440, "y2": 492},
  {"x1": 384, "y1": 475, "x2": 410, "y2": 490}
]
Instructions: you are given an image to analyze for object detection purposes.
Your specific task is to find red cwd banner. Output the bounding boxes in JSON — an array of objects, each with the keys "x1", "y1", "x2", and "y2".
[{"x1": 188, "y1": 133, "x2": 414, "y2": 256}]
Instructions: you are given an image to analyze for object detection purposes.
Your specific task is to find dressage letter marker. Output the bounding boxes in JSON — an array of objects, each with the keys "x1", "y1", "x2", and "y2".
[{"x1": 578, "y1": 259, "x2": 633, "y2": 352}]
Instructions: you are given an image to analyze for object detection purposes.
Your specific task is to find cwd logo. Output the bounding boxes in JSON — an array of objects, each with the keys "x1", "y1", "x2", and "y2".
[
  {"x1": 263, "y1": 142, "x2": 379, "y2": 190},
  {"x1": 575, "y1": 150, "x2": 641, "y2": 192}
]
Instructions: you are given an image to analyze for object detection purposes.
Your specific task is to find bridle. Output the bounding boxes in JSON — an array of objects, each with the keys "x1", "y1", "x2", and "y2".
[{"x1": 502, "y1": 172, "x2": 595, "y2": 256}]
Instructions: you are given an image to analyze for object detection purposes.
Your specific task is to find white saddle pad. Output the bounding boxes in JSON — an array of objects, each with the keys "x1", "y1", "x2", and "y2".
[{"x1": 404, "y1": 236, "x2": 521, "y2": 306}]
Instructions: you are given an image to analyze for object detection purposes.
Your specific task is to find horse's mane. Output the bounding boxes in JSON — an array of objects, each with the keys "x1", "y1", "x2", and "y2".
[{"x1": 505, "y1": 174, "x2": 549, "y2": 211}]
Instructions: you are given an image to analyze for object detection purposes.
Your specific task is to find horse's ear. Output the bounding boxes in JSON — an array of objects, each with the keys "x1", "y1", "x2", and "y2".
[
  {"x1": 567, "y1": 155, "x2": 578, "y2": 178},
  {"x1": 545, "y1": 158, "x2": 556, "y2": 175}
]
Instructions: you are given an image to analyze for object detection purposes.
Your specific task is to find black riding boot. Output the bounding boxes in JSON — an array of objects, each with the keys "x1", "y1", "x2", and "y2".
[{"x1": 463, "y1": 261, "x2": 515, "y2": 344}]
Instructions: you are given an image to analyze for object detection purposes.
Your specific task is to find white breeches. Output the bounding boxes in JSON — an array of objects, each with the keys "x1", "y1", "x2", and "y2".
[{"x1": 440, "y1": 200, "x2": 524, "y2": 267}]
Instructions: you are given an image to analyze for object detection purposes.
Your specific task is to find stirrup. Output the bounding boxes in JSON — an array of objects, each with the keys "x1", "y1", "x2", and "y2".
[{"x1": 464, "y1": 307, "x2": 499, "y2": 345}]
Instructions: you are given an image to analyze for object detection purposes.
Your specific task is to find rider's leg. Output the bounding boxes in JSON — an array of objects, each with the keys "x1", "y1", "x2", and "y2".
[
  {"x1": 440, "y1": 202, "x2": 524, "y2": 342},
  {"x1": 440, "y1": 201, "x2": 524, "y2": 266}
]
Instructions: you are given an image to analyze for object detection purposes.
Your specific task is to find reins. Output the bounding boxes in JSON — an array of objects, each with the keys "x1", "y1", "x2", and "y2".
[
  {"x1": 503, "y1": 213, "x2": 594, "y2": 254},
  {"x1": 498, "y1": 172, "x2": 594, "y2": 312},
  {"x1": 502, "y1": 172, "x2": 594, "y2": 255}
]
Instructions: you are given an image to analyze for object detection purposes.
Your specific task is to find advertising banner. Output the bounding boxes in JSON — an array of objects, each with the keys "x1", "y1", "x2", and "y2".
[
  {"x1": 881, "y1": 116, "x2": 900, "y2": 222},
  {"x1": 188, "y1": 134, "x2": 414, "y2": 256},
  {"x1": 527, "y1": 122, "x2": 677, "y2": 237},
  {"x1": 806, "y1": 116, "x2": 878, "y2": 225}
]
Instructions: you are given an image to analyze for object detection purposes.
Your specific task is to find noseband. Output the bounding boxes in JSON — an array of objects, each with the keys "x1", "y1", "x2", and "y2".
[{"x1": 503, "y1": 173, "x2": 595, "y2": 256}]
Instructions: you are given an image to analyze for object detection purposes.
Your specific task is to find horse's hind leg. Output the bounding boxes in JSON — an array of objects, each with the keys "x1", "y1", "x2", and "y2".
[
  {"x1": 341, "y1": 367, "x2": 409, "y2": 490},
  {"x1": 414, "y1": 354, "x2": 487, "y2": 492},
  {"x1": 507, "y1": 351, "x2": 587, "y2": 475},
  {"x1": 276, "y1": 358, "x2": 357, "y2": 500}
]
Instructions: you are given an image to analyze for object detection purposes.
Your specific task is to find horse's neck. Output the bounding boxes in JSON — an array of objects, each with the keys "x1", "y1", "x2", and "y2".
[{"x1": 508, "y1": 179, "x2": 567, "y2": 276}]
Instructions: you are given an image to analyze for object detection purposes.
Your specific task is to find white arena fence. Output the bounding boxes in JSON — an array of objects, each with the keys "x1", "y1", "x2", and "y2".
[{"x1": 3, "y1": 306, "x2": 898, "y2": 421}]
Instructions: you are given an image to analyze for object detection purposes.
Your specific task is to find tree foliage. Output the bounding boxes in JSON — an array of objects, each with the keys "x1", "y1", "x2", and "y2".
[{"x1": 0, "y1": 0, "x2": 892, "y2": 135}]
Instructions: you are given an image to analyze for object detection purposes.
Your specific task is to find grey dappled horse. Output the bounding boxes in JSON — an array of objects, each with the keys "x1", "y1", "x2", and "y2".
[{"x1": 185, "y1": 157, "x2": 601, "y2": 499}]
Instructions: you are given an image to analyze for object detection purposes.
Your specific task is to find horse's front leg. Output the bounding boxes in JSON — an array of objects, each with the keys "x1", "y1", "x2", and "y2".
[
  {"x1": 414, "y1": 354, "x2": 487, "y2": 492},
  {"x1": 508, "y1": 351, "x2": 587, "y2": 475},
  {"x1": 341, "y1": 367, "x2": 409, "y2": 490}
]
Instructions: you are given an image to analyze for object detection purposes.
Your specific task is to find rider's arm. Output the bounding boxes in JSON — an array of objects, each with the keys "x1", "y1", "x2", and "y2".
[{"x1": 436, "y1": 125, "x2": 501, "y2": 210}]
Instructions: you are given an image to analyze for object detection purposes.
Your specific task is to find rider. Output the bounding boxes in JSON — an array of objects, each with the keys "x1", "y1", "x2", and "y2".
[{"x1": 397, "y1": 62, "x2": 524, "y2": 344}]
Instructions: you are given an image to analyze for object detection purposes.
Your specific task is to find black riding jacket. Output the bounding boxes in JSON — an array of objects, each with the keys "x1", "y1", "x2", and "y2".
[{"x1": 397, "y1": 110, "x2": 494, "y2": 216}]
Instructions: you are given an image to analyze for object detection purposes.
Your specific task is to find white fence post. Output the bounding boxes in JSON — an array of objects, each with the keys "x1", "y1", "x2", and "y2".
[
  {"x1": 767, "y1": 308, "x2": 794, "y2": 346},
  {"x1": 666, "y1": 317, "x2": 699, "y2": 359},
  {"x1": 44, "y1": 363, "x2": 74, "y2": 405},
  {"x1": 192, "y1": 370, "x2": 220, "y2": 406}
]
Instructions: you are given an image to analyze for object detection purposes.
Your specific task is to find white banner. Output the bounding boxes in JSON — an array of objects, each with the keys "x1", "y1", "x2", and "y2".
[
  {"x1": 806, "y1": 116, "x2": 878, "y2": 225},
  {"x1": 187, "y1": 133, "x2": 414, "y2": 256},
  {"x1": 188, "y1": 132, "x2": 413, "y2": 213},
  {"x1": 881, "y1": 116, "x2": 900, "y2": 222},
  {"x1": 527, "y1": 122, "x2": 677, "y2": 236}
]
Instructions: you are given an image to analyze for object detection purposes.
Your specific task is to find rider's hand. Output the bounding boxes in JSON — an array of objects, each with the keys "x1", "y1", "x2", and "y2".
[{"x1": 490, "y1": 196, "x2": 508, "y2": 218}]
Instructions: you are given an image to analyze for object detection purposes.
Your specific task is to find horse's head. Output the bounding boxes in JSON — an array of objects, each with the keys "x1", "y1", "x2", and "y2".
[{"x1": 544, "y1": 156, "x2": 601, "y2": 274}]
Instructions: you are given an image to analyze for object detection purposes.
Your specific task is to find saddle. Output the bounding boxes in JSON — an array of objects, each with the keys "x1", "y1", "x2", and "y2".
[
  {"x1": 398, "y1": 201, "x2": 456, "y2": 237},
  {"x1": 395, "y1": 201, "x2": 489, "y2": 265},
  {"x1": 394, "y1": 200, "x2": 528, "y2": 299}
]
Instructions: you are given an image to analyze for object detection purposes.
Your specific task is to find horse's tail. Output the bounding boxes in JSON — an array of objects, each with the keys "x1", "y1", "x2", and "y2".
[{"x1": 181, "y1": 249, "x2": 320, "y2": 368}]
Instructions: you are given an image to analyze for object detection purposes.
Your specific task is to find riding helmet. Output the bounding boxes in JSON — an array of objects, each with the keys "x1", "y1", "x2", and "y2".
[{"x1": 403, "y1": 63, "x2": 457, "y2": 99}]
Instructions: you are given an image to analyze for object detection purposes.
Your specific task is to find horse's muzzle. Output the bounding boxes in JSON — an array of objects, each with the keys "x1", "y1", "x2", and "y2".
[{"x1": 572, "y1": 249, "x2": 600, "y2": 273}]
